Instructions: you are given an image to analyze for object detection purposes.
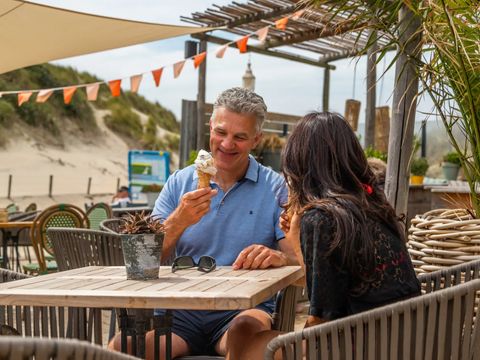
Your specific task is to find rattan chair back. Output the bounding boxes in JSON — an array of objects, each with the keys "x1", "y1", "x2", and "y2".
[
  {"x1": 100, "y1": 218, "x2": 122, "y2": 233},
  {"x1": 27, "y1": 204, "x2": 87, "y2": 274},
  {"x1": 0, "y1": 336, "x2": 139, "y2": 360},
  {"x1": 0, "y1": 268, "x2": 101, "y2": 343},
  {"x1": 47, "y1": 228, "x2": 124, "y2": 270},
  {"x1": 265, "y1": 259, "x2": 480, "y2": 360},
  {"x1": 86, "y1": 203, "x2": 113, "y2": 230}
]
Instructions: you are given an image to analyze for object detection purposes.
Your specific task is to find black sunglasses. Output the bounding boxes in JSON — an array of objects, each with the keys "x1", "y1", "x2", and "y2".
[{"x1": 171, "y1": 255, "x2": 216, "y2": 273}]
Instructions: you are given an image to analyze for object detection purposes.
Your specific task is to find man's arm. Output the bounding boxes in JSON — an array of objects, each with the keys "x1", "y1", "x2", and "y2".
[
  {"x1": 161, "y1": 187, "x2": 217, "y2": 260},
  {"x1": 231, "y1": 239, "x2": 298, "y2": 270}
]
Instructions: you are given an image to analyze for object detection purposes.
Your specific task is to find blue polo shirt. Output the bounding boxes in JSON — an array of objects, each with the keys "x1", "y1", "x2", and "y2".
[{"x1": 152, "y1": 155, "x2": 287, "y2": 266}]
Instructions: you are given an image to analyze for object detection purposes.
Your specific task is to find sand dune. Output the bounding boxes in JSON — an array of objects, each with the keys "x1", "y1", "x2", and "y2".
[{"x1": 0, "y1": 108, "x2": 178, "y2": 210}]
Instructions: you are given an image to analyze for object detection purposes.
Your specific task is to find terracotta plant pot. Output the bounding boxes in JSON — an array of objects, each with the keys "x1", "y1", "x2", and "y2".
[
  {"x1": 121, "y1": 233, "x2": 164, "y2": 280},
  {"x1": 410, "y1": 175, "x2": 424, "y2": 185}
]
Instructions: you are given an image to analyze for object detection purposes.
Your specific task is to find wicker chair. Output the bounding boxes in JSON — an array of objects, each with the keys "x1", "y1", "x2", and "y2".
[
  {"x1": 48, "y1": 228, "x2": 125, "y2": 344},
  {"x1": 24, "y1": 204, "x2": 88, "y2": 274},
  {"x1": 0, "y1": 336, "x2": 139, "y2": 360},
  {"x1": 0, "y1": 268, "x2": 101, "y2": 343},
  {"x1": 100, "y1": 218, "x2": 123, "y2": 234},
  {"x1": 86, "y1": 203, "x2": 113, "y2": 230},
  {"x1": 265, "y1": 259, "x2": 480, "y2": 360}
]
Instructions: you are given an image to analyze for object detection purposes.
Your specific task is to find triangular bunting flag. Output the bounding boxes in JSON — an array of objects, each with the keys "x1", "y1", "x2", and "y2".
[
  {"x1": 216, "y1": 45, "x2": 228, "y2": 58},
  {"x1": 236, "y1": 36, "x2": 249, "y2": 54},
  {"x1": 193, "y1": 52, "x2": 207, "y2": 69},
  {"x1": 18, "y1": 92, "x2": 32, "y2": 106},
  {"x1": 36, "y1": 89, "x2": 53, "y2": 103},
  {"x1": 63, "y1": 86, "x2": 77, "y2": 104},
  {"x1": 173, "y1": 61, "x2": 186, "y2": 79},
  {"x1": 108, "y1": 80, "x2": 122, "y2": 97},
  {"x1": 256, "y1": 26, "x2": 269, "y2": 42},
  {"x1": 152, "y1": 68, "x2": 163, "y2": 87},
  {"x1": 86, "y1": 83, "x2": 100, "y2": 101},
  {"x1": 130, "y1": 74, "x2": 142, "y2": 93},
  {"x1": 292, "y1": 9, "x2": 305, "y2": 20},
  {"x1": 275, "y1": 17, "x2": 289, "y2": 30}
]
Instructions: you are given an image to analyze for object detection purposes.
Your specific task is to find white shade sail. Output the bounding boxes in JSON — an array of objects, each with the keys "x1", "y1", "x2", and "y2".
[{"x1": 0, "y1": 0, "x2": 214, "y2": 74}]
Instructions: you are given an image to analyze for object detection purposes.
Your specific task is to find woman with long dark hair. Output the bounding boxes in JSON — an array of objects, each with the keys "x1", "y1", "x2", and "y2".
[{"x1": 242, "y1": 112, "x2": 420, "y2": 359}]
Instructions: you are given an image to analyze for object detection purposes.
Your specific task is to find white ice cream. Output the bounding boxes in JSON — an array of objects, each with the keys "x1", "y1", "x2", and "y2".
[{"x1": 194, "y1": 149, "x2": 217, "y2": 176}]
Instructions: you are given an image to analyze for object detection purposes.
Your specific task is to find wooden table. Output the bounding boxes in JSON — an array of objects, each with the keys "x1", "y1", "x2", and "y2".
[
  {"x1": 0, "y1": 221, "x2": 33, "y2": 271},
  {"x1": 0, "y1": 265, "x2": 303, "y2": 358}
]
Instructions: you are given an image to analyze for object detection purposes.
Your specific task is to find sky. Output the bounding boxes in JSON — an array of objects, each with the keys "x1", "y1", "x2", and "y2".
[{"x1": 32, "y1": 0, "x2": 434, "y2": 137}]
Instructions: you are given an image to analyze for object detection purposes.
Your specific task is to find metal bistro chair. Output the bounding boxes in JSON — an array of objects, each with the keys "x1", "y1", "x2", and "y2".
[
  {"x1": 86, "y1": 203, "x2": 113, "y2": 230},
  {"x1": 48, "y1": 227, "x2": 125, "y2": 344},
  {"x1": 0, "y1": 268, "x2": 101, "y2": 343},
  {"x1": 24, "y1": 204, "x2": 88, "y2": 275},
  {"x1": 0, "y1": 336, "x2": 139, "y2": 360},
  {"x1": 265, "y1": 259, "x2": 480, "y2": 360}
]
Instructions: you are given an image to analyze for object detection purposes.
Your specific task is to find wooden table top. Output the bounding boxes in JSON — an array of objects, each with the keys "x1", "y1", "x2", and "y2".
[
  {"x1": 0, "y1": 265, "x2": 303, "y2": 310},
  {"x1": 0, "y1": 221, "x2": 34, "y2": 229}
]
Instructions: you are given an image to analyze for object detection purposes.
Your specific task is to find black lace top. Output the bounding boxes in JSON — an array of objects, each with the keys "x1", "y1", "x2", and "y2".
[{"x1": 301, "y1": 208, "x2": 421, "y2": 320}]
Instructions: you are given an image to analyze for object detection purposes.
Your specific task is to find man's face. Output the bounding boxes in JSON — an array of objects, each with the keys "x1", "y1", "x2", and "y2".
[{"x1": 209, "y1": 107, "x2": 262, "y2": 174}]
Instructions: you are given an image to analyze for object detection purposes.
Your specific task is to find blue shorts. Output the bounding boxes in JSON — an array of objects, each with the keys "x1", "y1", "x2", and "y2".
[{"x1": 154, "y1": 301, "x2": 274, "y2": 355}]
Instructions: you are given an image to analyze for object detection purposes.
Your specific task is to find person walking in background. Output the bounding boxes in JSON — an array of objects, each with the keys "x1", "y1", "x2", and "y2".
[
  {"x1": 242, "y1": 112, "x2": 420, "y2": 359},
  {"x1": 109, "y1": 87, "x2": 298, "y2": 360}
]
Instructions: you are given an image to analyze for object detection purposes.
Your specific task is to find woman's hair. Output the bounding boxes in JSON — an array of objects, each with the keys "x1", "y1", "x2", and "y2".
[{"x1": 282, "y1": 112, "x2": 403, "y2": 283}]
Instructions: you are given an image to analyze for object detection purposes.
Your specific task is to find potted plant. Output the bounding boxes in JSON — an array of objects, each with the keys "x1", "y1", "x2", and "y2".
[
  {"x1": 141, "y1": 184, "x2": 163, "y2": 208},
  {"x1": 410, "y1": 157, "x2": 429, "y2": 185},
  {"x1": 442, "y1": 151, "x2": 461, "y2": 181},
  {"x1": 255, "y1": 134, "x2": 286, "y2": 172},
  {"x1": 119, "y1": 211, "x2": 165, "y2": 280}
]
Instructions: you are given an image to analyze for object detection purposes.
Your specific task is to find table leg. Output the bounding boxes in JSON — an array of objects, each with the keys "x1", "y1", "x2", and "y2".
[{"x1": 0, "y1": 229, "x2": 9, "y2": 269}]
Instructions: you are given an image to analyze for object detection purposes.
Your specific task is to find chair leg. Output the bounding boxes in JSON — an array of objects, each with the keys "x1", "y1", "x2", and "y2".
[{"x1": 109, "y1": 309, "x2": 117, "y2": 342}]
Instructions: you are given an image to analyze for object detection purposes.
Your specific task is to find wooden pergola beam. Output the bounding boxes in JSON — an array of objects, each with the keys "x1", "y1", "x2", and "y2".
[
  {"x1": 192, "y1": 33, "x2": 336, "y2": 69},
  {"x1": 182, "y1": 3, "x2": 300, "y2": 28},
  {"x1": 261, "y1": 20, "x2": 369, "y2": 49}
]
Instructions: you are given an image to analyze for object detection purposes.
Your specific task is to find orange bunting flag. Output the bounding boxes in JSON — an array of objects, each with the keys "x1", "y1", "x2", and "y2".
[
  {"x1": 193, "y1": 52, "x2": 207, "y2": 69},
  {"x1": 173, "y1": 60, "x2": 185, "y2": 79},
  {"x1": 36, "y1": 89, "x2": 53, "y2": 103},
  {"x1": 275, "y1": 17, "x2": 289, "y2": 30},
  {"x1": 63, "y1": 86, "x2": 77, "y2": 104},
  {"x1": 292, "y1": 9, "x2": 305, "y2": 20},
  {"x1": 18, "y1": 92, "x2": 32, "y2": 106},
  {"x1": 236, "y1": 36, "x2": 249, "y2": 53},
  {"x1": 86, "y1": 83, "x2": 100, "y2": 101},
  {"x1": 108, "y1": 80, "x2": 122, "y2": 97},
  {"x1": 152, "y1": 68, "x2": 163, "y2": 87},
  {"x1": 256, "y1": 26, "x2": 269, "y2": 42},
  {"x1": 216, "y1": 44, "x2": 228, "y2": 58},
  {"x1": 130, "y1": 74, "x2": 142, "y2": 93}
]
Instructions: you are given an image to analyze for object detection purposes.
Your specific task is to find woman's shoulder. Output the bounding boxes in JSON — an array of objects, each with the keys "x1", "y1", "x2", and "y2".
[{"x1": 302, "y1": 206, "x2": 335, "y2": 228}]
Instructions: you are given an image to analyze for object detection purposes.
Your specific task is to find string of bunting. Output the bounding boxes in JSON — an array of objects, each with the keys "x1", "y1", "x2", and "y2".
[{"x1": 0, "y1": 9, "x2": 305, "y2": 106}]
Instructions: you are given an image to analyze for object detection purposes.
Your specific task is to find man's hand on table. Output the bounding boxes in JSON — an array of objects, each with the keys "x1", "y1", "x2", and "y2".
[{"x1": 232, "y1": 244, "x2": 288, "y2": 270}]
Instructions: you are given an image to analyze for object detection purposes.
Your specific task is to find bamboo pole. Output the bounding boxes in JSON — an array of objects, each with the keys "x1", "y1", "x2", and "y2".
[
  {"x1": 197, "y1": 39, "x2": 207, "y2": 150},
  {"x1": 364, "y1": 30, "x2": 377, "y2": 148}
]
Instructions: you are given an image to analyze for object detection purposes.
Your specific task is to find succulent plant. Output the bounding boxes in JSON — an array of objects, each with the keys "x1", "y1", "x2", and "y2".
[{"x1": 119, "y1": 211, "x2": 165, "y2": 235}]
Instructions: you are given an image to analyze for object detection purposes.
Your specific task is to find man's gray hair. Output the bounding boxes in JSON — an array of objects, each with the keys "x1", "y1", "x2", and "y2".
[{"x1": 212, "y1": 87, "x2": 267, "y2": 133}]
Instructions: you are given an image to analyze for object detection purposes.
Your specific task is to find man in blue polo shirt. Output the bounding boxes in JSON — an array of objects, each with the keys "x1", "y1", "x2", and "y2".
[{"x1": 146, "y1": 87, "x2": 297, "y2": 359}]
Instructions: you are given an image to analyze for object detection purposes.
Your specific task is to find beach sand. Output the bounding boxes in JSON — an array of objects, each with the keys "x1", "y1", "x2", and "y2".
[{"x1": 0, "y1": 108, "x2": 178, "y2": 209}]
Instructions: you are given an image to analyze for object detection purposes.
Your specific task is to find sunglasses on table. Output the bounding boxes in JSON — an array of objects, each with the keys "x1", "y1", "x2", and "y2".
[{"x1": 171, "y1": 255, "x2": 216, "y2": 273}]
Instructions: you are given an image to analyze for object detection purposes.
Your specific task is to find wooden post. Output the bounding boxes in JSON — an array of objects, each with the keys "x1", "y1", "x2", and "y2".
[
  {"x1": 116, "y1": 178, "x2": 120, "y2": 193},
  {"x1": 179, "y1": 100, "x2": 198, "y2": 168},
  {"x1": 322, "y1": 67, "x2": 330, "y2": 112},
  {"x1": 87, "y1": 177, "x2": 92, "y2": 195},
  {"x1": 48, "y1": 175, "x2": 53, "y2": 198},
  {"x1": 365, "y1": 31, "x2": 377, "y2": 148},
  {"x1": 7, "y1": 174, "x2": 12, "y2": 199},
  {"x1": 197, "y1": 39, "x2": 207, "y2": 150},
  {"x1": 385, "y1": 5, "x2": 422, "y2": 217}
]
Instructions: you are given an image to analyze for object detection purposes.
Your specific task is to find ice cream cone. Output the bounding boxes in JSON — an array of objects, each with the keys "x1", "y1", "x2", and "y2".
[{"x1": 197, "y1": 171, "x2": 212, "y2": 189}]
